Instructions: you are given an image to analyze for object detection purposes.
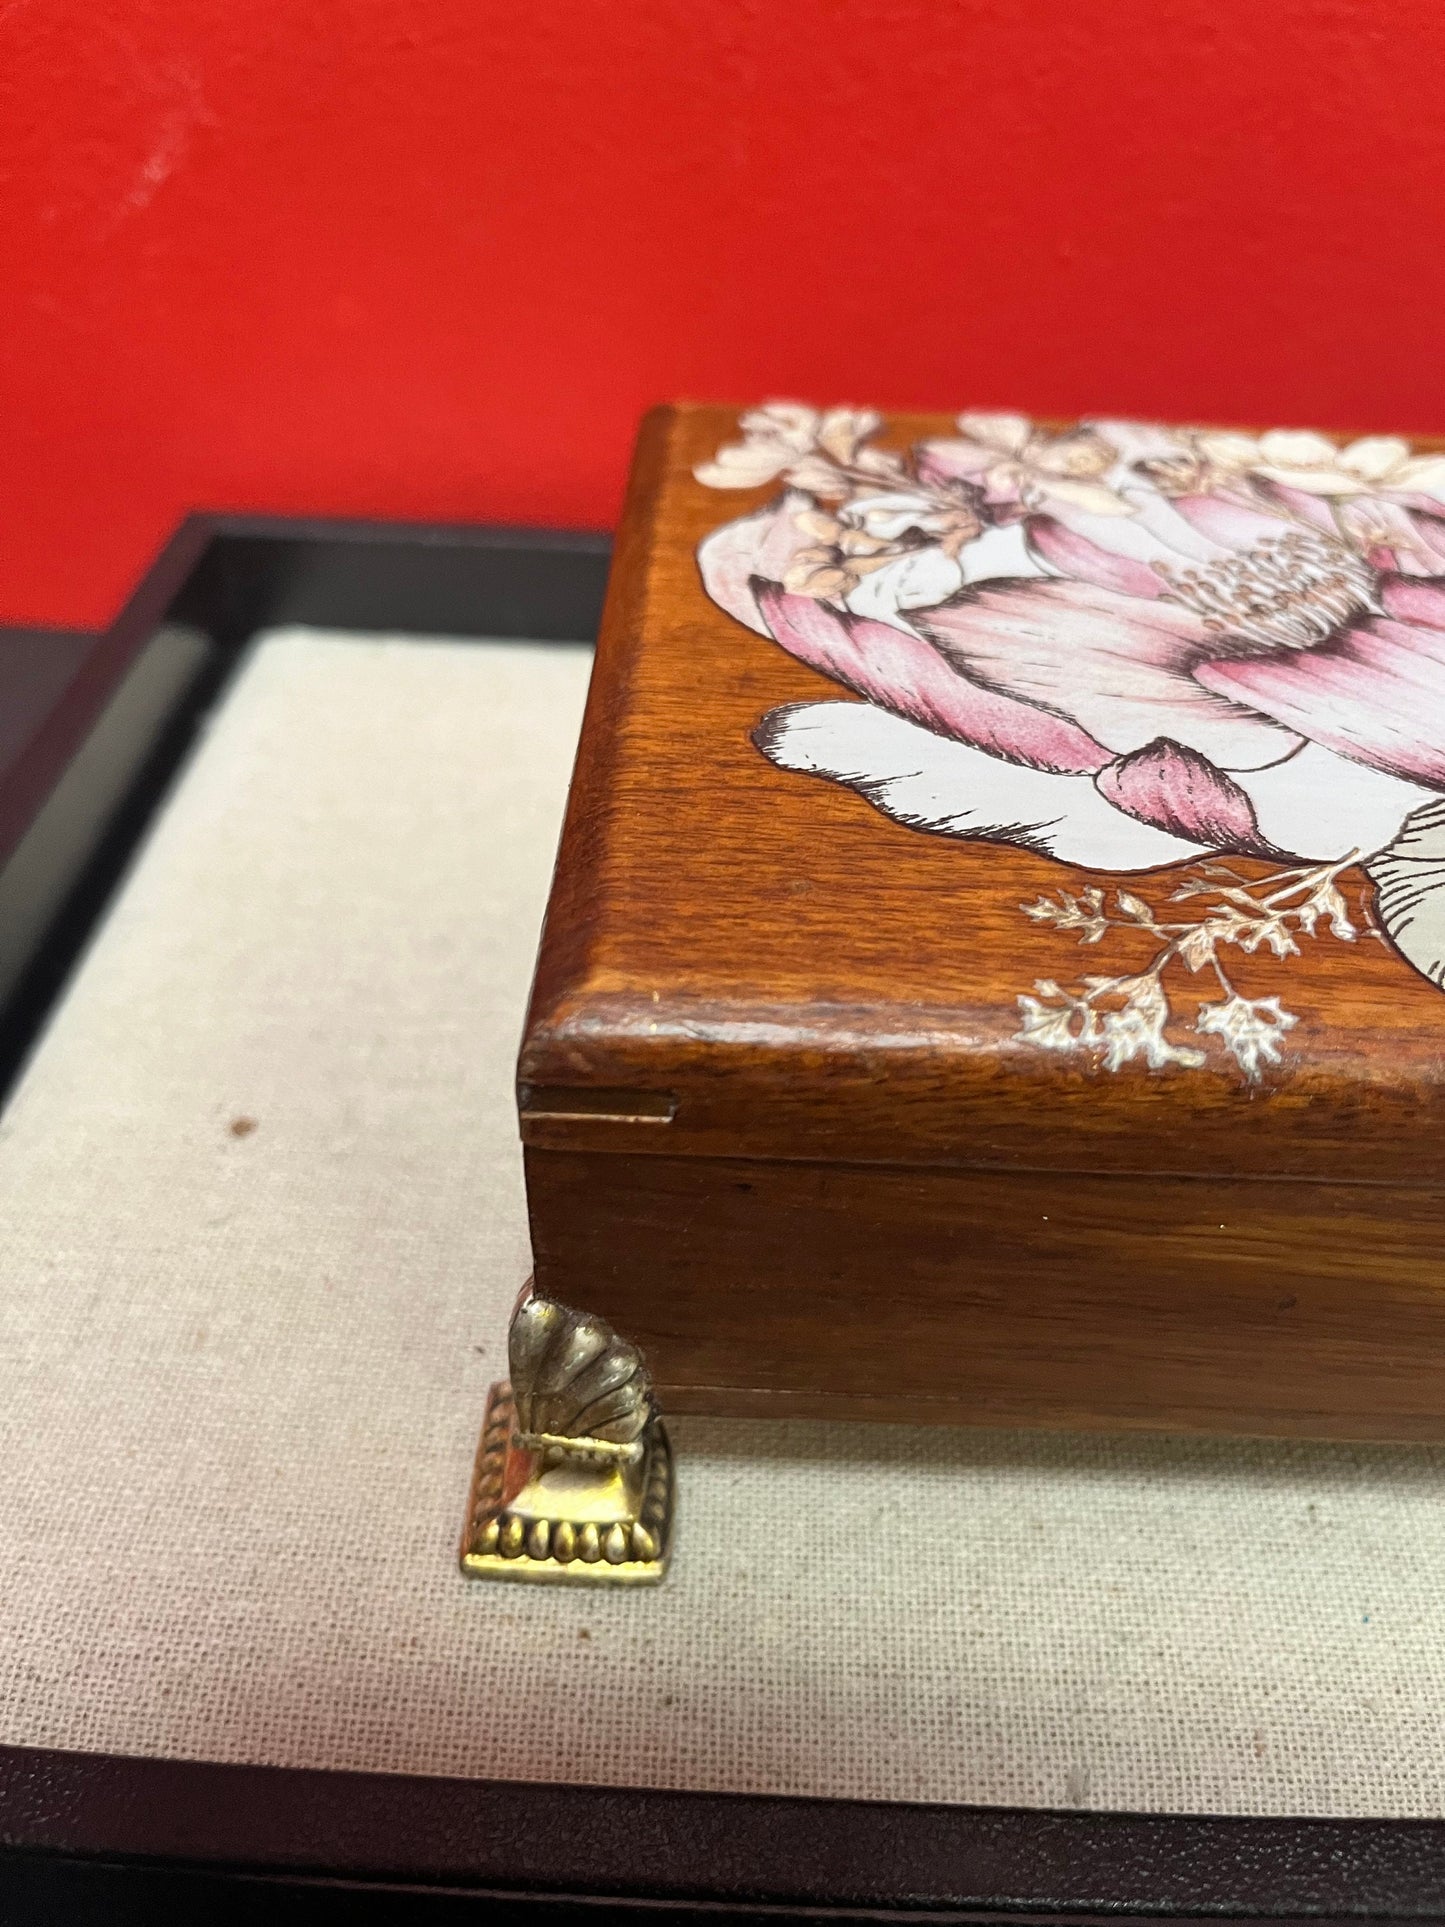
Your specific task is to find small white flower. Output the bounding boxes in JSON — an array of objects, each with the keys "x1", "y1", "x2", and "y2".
[
  {"x1": 1015, "y1": 994, "x2": 1088, "y2": 1053},
  {"x1": 694, "y1": 403, "x2": 893, "y2": 492},
  {"x1": 1176, "y1": 924, "x2": 1219, "y2": 972},
  {"x1": 1099, "y1": 977, "x2": 1206, "y2": 1072},
  {"x1": 926, "y1": 412, "x2": 1134, "y2": 517},
  {"x1": 693, "y1": 403, "x2": 823, "y2": 489},
  {"x1": 1194, "y1": 994, "x2": 1297, "y2": 1081},
  {"x1": 1195, "y1": 428, "x2": 1445, "y2": 504},
  {"x1": 1020, "y1": 889, "x2": 1111, "y2": 943},
  {"x1": 1294, "y1": 880, "x2": 1357, "y2": 942}
]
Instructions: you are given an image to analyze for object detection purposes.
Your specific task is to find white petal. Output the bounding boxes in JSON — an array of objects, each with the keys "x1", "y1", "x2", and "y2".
[
  {"x1": 957, "y1": 411, "x2": 1032, "y2": 453},
  {"x1": 843, "y1": 489, "x2": 942, "y2": 540},
  {"x1": 1091, "y1": 485, "x2": 1225, "y2": 562},
  {"x1": 1366, "y1": 798, "x2": 1445, "y2": 986},
  {"x1": 1038, "y1": 476, "x2": 1136, "y2": 516},
  {"x1": 959, "y1": 521, "x2": 1051, "y2": 584},
  {"x1": 1340, "y1": 436, "x2": 1411, "y2": 482},
  {"x1": 818, "y1": 407, "x2": 882, "y2": 460},
  {"x1": 1390, "y1": 455, "x2": 1445, "y2": 505},
  {"x1": 1259, "y1": 429, "x2": 1339, "y2": 467},
  {"x1": 694, "y1": 445, "x2": 793, "y2": 489},
  {"x1": 739, "y1": 402, "x2": 818, "y2": 445},
  {"x1": 842, "y1": 547, "x2": 964, "y2": 625},
  {"x1": 756, "y1": 701, "x2": 1210, "y2": 871},
  {"x1": 1088, "y1": 418, "x2": 1193, "y2": 467},
  {"x1": 1254, "y1": 463, "x2": 1361, "y2": 496},
  {"x1": 1197, "y1": 432, "x2": 1262, "y2": 468},
  {"x1": 1089, "y1": 418, "x2": 1194, "y2": 492},
  {"x1": 1236, "y1": 742, "x2": 1436, "y2": 862}
]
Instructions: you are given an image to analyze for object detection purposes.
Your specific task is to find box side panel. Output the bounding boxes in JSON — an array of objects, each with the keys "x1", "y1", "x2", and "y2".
[{"x1": 526, "y1": 1146, "x2": 1445, "y2": 1441}]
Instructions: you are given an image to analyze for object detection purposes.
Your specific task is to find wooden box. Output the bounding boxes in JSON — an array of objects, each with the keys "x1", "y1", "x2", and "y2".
[{"x1": 520, "y1": 401, "x2": 1445, "y2": 1441}]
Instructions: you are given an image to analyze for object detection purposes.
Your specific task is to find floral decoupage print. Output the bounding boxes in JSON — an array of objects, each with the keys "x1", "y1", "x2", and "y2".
[{"x1": 695, "y1": 405, "x2": 1445, "y2": 1081}]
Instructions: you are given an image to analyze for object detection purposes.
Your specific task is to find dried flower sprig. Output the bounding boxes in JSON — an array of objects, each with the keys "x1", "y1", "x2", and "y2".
[{"x1": 1014, "y1": 858, "x2": 1364, "y2": 1080}]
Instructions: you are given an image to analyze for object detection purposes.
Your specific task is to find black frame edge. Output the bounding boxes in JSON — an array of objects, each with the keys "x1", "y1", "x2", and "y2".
[{"x1": 3, "y1": 1743, "x2": 1444, "y2": 1919}]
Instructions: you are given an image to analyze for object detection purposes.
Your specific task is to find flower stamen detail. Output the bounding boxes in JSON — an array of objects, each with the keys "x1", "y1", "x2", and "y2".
[{"x1": 1156, "y1": 532, "x2": 1380, "y2": 650}]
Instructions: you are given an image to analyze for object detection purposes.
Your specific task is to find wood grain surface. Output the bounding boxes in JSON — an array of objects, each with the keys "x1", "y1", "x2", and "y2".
[
  {"x1": 524, "y1": 403, "x2": 1445, "y2": 1183},
  {"x1": 520, "y1": 403, "x2": 1445, "y2": 1435},
  {"x1": 528, "y1": 1145, "x2": 1445, "y2": 1440}
]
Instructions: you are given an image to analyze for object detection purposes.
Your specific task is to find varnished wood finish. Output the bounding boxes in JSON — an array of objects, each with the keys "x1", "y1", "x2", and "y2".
[
  {"x1": 528, "y1": 1146, "x2": 1445, "y2": 1441},
  {"x1": 524, "y1": 404, "x2": 1445, "y2": 1184},
  {"x1": 522, "y1": 403, "x2": 1445, "y2": 1435}
]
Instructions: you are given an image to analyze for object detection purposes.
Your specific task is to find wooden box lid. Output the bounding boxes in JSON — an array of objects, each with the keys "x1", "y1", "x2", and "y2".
[{"x1": 522, "y1": 402, "x2": 1445, "y2": 1188}]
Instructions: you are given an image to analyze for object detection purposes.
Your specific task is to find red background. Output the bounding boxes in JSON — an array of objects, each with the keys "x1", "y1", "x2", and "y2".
[{"x1": 3, "y1": 0, "x2": 1443, "y2": 629}]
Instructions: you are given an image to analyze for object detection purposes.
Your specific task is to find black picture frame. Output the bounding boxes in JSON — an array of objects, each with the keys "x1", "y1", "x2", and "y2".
[{"x1": 1, "y1": 516, "x2": 1441, "y2": 1921}]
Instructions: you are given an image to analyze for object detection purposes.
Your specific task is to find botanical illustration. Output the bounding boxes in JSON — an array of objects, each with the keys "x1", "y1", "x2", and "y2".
[{"x1": 694, "y1": 404, "x2": 1445, "y2": 1079}]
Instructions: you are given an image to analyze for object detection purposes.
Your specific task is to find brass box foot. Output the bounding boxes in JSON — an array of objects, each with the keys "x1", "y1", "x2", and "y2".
[{"x1": 460, "y1": 1294, "x2": 674, "y2": 1586}]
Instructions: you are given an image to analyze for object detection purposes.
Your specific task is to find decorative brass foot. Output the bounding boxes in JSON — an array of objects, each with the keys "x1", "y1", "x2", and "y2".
[{"x1": 460, "y1": 1289, "x2": 674, "y2": 1586}]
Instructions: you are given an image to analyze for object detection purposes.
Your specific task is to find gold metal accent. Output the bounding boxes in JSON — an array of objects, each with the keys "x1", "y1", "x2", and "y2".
[
  {"x1": 517, "y1": 1084, "x2": 678, "y2": 1126},
  {"x1": 460, "y1": 1291, "x2": 674, "y2": 1586}
]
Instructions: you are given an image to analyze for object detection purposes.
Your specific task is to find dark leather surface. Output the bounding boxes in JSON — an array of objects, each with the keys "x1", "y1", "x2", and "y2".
[{"x1": 1, "y1": 1744, "x2": 1444, "y2": 1916}]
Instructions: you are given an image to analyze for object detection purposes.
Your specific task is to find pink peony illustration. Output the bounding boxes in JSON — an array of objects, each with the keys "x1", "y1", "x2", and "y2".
[{"x1": 695, "y1": 406, "x2": 1445, "y2": 1077}]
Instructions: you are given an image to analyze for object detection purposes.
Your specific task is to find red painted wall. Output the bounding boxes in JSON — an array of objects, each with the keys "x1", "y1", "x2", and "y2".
[{"x1": 2, "y1": 0, "x2": 1443, "y2": 628}]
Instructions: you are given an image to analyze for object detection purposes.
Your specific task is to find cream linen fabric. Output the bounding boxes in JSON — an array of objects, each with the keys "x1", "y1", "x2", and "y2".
[{"x1": 1, "y1": 628, "x2": 1444, "y2": 1820}]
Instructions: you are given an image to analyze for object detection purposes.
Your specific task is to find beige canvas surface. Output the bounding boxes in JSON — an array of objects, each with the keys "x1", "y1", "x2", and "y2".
[{"x1": 1, "y1": 628, "x2": 1443, "y2": 1819}]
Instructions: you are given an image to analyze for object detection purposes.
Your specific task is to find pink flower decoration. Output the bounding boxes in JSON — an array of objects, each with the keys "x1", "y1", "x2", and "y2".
[{"x1": 697, "y1": 410, "x2": 1445, "y2": 875}]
